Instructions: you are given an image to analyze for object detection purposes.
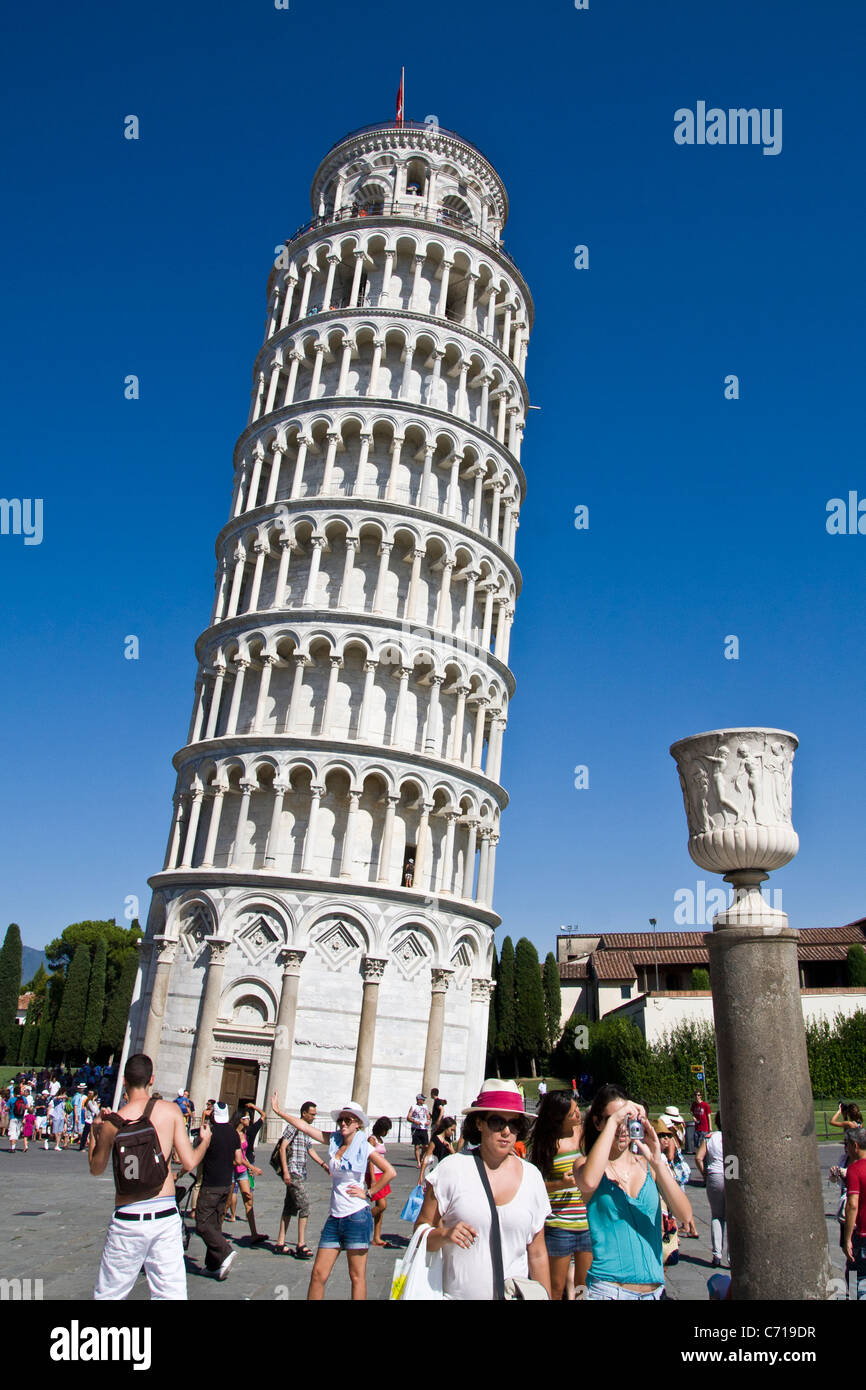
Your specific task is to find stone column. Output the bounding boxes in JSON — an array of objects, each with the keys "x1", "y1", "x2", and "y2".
[
  {"x1": 266, "y1": 948, "x2": 306, "y2": 1138},
  {"x1": 436, "y1": 259, "x2": 453, "y2": 317},
  {"x1": 299, "y1": 784, "x2": 324, "y2": 874},
  {"x1": 340, "y1": 789, "x2": 362, "y2": 879},
  {"x1": 353, "y1": 432, "x2": 372, "y2": 495},
  {"x1": 273, "y1": 536, "x2": 294, "y2": 607},
  {"x1": 390, "y1": 667, "x2": 411, "y2": 748},
  {"x1": 462, "y1": 819, "x2": 479, "y2": 898},
  {"x1": 385, "y1": 434, "x2": 404, "y2": 501},
  {"x1": 253, "y1": 655, "x2": 275, "y2": 732},
  {"x1": 372, "y1": 541, "x2": 393, "y2": 613},
  {"x1": 263, "y1": 361, "x2": 282, "y2": 417},
  {"x1": 226, "y1": 544, "x2": 247, "y2": 618},
  {"x1": 472, "y1": 698, "x2": 488, "y2": 770},
  {"x1": 463, "y1": 570, "x2": 479, "y2": 641},
  {"x1": 320, "y1": 656, "x2": 343, "y2": 737},
  {"x1": 225, "y1": 658, "x2": 250, "y2": 736},
  {"x1": 439, "y1": 811, "x2": 459, "y2": 895},
  {"x1": 406, "y1": 547, "x2": 425, "y2": 620},
  {"x1": 179, "y1": 789, "x2": 204, "y2": 868},
  {"x1": 414, "y1": 800, "x2": 434, "y2": 891},
  {"x1": 187, "y1": 937, "x2": 232, "y2": 1110},
  {"x1": 246, "y1": 540, "x2": 268, "y2": 612},
  {"x1": 356, "y1": 661, "x2": 377, "y2": 740},
  {"x1": 480, "y1": 585, "x2": 496, "y2": 648},
  {"x1": 471, "y1": 468, "x2": 485, "y2": 530},
  {"x1": 425, "y1": 675, "x2": 444, "y2": 755},
  {"x1": 164, "y1": 793, "x2": 186, "y2": 869},
  {"x1": 435, "y1": 559, "x2": 454, "y2": 628},
  {"x1": 349, "y1": 250, "x2": 366, "y2": 307},
  {"x1": 447, "y1": 453, "x2": 463, "y2": 517},
  {"x1": 367, "y1": 338, "x2": 384, "y2": 397},
  {"x1": 297, "y1": 263, "x2": 314, "y2": 317},
  {"x1": 231, "y1": 779, "x2": 256, "y2": 867},
  {"x1": 285, "y1": 654, "x2": 308, "y2": 732},
  {"x1": 466, "y1": 978, "x2": 496, "y2": 1104},
  {"x1": 338, "y1": 536, "x2": 359, "y2": 609},
  {"x1": 303, "y1": 536, "x2": 325, "y2": 606},
  {"x1": 476, "y1": 829, "x2": 491, "y2": 903},
  {"x1": 377, "y1": 794, "x2": 399, "y2": 882},
  {"x1": 283, "y1": 352, "x2": 302, "y2": 407},
  {"x1": 463, "y1": 272, "x2": 478, "y2": 328},
  {"x1": 264, "y1": 442, "x2": 286, "y2": 505},
  {"x1": 422, "y1": 968, "x2": 454, "y2": 1096},
  {"x1": 290, "y1": 436, "x2": 310, "y2": 498},
  {"x1": 308, "y1": 342, "x2": 326, "y2": 398},
  {"x1": 141, "y1": 938, "x2": 178, "y2": 1070},
  {"x1": 450, "y1": 684, "x2": 469, "y2": 761},
  {"x1": 187, "y1": 676, "x2": 206, "y2": 745},
  {"x1": 264, "y1": 779, "x2": 288, "y2": 867},
  {"x1": 351, "y1": 956, "x2": 389, "y2": 1110},
  {"x1": 409, "y1": 254, "x2": 425, "y2": 309},
  {"x1": 279, "y1": 273, "x2": 298, "y2": 329},
  {"x1": 321, "y1": 430, "x2": 340, "y2": 493},
  {"x1": 201, "y1": 785, "x2": 226, "y2": 867},
  {"x1": 322, "y1": 253, "x2": 339, "y2": 308},
  {"x1": 418, "y1": 444, "x2": 436, "y2": 508}
]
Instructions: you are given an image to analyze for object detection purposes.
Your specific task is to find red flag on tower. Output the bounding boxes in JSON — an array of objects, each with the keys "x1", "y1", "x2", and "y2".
[{"x1": 396, "y1": 67, "x2": 405, "y2": 127}]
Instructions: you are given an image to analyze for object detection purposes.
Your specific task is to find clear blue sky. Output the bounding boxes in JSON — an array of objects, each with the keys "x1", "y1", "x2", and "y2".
[{"x1": 2, "y1": 0, "x2": 864, "y2": 954}]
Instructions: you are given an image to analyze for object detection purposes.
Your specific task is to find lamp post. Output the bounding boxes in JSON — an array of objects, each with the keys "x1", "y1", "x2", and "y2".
[
  {"x1": 670, "y1": 728, "x2": 831, "y2": 1300},
  {"x1": 649, "y1": 917, "x2": 658, "y2": 993}
]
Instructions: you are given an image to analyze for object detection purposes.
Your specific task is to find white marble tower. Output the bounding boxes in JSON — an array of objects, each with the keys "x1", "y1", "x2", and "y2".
[{"x1": 127, "y1": 118, "x2": 532, "y2": 1127}]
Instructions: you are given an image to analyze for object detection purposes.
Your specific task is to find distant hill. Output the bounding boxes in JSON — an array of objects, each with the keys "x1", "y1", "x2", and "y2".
[{"x1": 21, "y1": 945, "x2": 48, "y2": 987}]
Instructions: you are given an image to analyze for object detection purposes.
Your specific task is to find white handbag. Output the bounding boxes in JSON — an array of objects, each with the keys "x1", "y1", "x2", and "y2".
[{"x1": 389, "y1": 1222, "x2": 446, "y2": 1300}]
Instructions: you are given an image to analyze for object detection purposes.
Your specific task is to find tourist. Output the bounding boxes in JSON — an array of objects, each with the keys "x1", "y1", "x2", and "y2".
[
  {"x1": 831, "y1": 1102, "x2": 864, "y2": 1134},
  {"x1": 270, "y1": 1098, "x2": 328, "y2": 1257},
  {"x1": 429, "y1": 1088, "x2": 446, "y2": 1130},
  {"x1": 270, "y1": 1093, "x2": 395, "y2": 1300},
  {"x1": 695, "y1": 1112, "x2": 726, "y2": 1266},
  {"x1": 655, "y1": 1120, "x2": 697, "y2": 1238},
  {"x1": 0, "y1": 1088, "x2": 9, "y2": 1137},
  {"x1": 529, "y1": 1090, "x2": 591, "y2": 1300},
  {"x1": 194, "y1": 1101, "x2": 241, "y2": 1279},
  {"x1": 537, "y1": 1080, "x2": 548, "y2": 1101},
  {"x1": 79, "y1": 1089, "x2": 99, "y2": 1150},
  {"x1": 7, "y1": 1086, "x2": 27, "y2": 1153},
  {"x1": 419, "y1": 1115, "x2": 457, "y2": 1184},
  {"x1": 842, "y1": 1126, "x2": 866, "y2": 1299},
  {"x1": 73, "y1": 1084, "x2": 86, "y2": 1142},
  {"x1": 35, "y1": 1091, "x2": 49, "y2": 1148},
  {"x1": 89, "y1": 1052, "x2": 212, "y2": 1299},
  {"x1": 21, "y1": 1096, "x2": 35, "y2": 1152},
  {"x1": 226, "y1": 1107, "x2": 268, "y2": 1244},
  {"x1": 416, "y1": 1079, "x2": 552, "y2": 1300},
  {"x1": 407, "y1": 1093, "x2": 430, "y2": 1168},
  {"x1": 173, "y1": 1090, "x2": 193, "y2": 1126},
  {"x1": 367, "y1": 1116, "x2": 394, "y2": 1247},
  {"x1": 691, "y1": 1090, "x2": 712, "y2": 1149},
  {"x1": 661, "y1": 1105, "x2": 686, "y2": 1148},
  {"x1": 573, "y1": 1083, "x2": 693, "y2": 1300}
]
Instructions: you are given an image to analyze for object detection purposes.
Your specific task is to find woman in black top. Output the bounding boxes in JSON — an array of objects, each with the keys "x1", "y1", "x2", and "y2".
[{"x1": 419, "y1": 1117, "x2": 456, "y2": 1184}]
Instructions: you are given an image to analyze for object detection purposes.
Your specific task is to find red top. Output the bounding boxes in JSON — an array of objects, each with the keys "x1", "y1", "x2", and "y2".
[
  {"x1": 846, "y1": 1157, "x2": 866, "y2": 1237},
  {"x1": 691, "y1": 1101, "x2": 712, "y2": 1133}
]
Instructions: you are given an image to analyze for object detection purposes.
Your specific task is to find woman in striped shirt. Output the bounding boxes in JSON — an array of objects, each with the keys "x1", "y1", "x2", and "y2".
[{"x1": 529, "y1": 1091, "x2": 591, "y2": 1300}]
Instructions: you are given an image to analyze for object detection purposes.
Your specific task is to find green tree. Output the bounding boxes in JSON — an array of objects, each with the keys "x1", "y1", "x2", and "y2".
[
  {"x1": 25, "y1": 962, "x2": 48, "y2": 998},
  {"x1": 52, "y1": 944, "x2": 91, "y2": 1061},
  {"x1": 35, "y1": 1008, "x2": 54, "y2": 1068},
  {"x1": 0, "y1": 923, "x2": 23, "y2": 1063},
  {"x1": 543, "y1": 952, "x2": 562, "y2": 1050},
  {"x1": 495, "y1": 936, "x2": 517, "y2": 1075},
  {"x1": 846, "y1": 946, "x2": 866, "y2": 987},
  {"x1": 102, "y1": 951, "x2": 139, "y2": 1058},
  {"x1": 515, "y1": 938, "x2": 547, "y2": 1076},
  {"x1": 82, "y1": 937, "x2": 107, "y2": 1059},
  {"x1": 46, "y1": 919, "x2": 142, "y2": 996},
  {"x1": 691, "y1": 968, "x2": 710, "y2": 990},
  {"x1": 19, "y1": 998, "x2": 38, "y2": 1068}
]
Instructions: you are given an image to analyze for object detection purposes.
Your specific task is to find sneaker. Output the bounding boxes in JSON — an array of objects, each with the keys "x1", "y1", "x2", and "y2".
[{"x1": 215, "y1": 1250, "x2": 237, "y2": 1281}]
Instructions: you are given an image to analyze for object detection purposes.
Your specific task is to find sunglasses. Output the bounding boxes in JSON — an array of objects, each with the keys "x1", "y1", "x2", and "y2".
[
  {"x1": 481, "y1": 1113, "x2": 524, "y2": 1134},
  {"x1": 337, "y1": 1114, "x2": 358, "y2": 1125}
]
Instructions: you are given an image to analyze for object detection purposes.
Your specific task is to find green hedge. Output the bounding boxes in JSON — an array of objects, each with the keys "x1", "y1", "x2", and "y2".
[{"x1": 553, "y1": 1009, "x2": 866, "y2": 1103}]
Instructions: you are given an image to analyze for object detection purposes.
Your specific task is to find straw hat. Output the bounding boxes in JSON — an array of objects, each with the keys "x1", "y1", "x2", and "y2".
[
  {"x1": 462, "y1": 1079, "x2": 525, "y2": 1116},
  {"x1": 329, "y1": 1100, "x2": 368, "y2": 1128}
]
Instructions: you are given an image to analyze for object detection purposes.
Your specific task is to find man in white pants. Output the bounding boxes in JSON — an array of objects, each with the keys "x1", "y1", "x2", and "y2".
[{"x1": 89, "y1": 1053, "x2": 212, "y2": 1300}]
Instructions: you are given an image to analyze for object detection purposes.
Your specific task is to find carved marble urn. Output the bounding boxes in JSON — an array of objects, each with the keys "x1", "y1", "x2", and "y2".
[{"x1": 670, "y1": 728, "x2": 798, "y2": 928}]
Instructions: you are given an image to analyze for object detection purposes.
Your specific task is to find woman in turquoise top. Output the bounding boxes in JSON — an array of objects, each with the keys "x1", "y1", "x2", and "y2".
[{"x1": 573, "y1": 1084, "x2": 693, "y2": 1300}]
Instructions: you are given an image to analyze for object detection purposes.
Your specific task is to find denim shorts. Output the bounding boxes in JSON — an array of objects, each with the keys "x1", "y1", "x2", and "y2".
[
  {"x1": 545, "y1": 1225, "x2": 593, "y2": 1258},
  {"x1": 319, "y1": 1208, "x2": 373, "y2": 1250},
  {"x1": 584, "y1": 1277, "x2": 663, "y2": 1301}
]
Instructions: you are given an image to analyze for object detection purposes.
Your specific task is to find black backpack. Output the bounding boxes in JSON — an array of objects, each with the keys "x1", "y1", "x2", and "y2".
[
  {"x1": 105, "y1": 1098, "x2": 170, "y2": 1200},
  {"x1": 13, "y1": 1096, "x2": 27, "y2": 1119}
]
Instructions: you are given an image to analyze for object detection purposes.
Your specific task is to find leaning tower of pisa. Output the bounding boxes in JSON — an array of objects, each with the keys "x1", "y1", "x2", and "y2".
[{"x1": 127, "y1": 118, "x2": 532, "y2": 1124}]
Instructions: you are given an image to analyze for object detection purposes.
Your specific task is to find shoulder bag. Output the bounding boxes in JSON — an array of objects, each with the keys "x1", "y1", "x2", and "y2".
[{"x1": 472, "y1": 1152, "x2": 549, "y2": 1300}]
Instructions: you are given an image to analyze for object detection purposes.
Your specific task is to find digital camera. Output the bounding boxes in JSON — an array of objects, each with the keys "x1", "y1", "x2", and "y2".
[{"x1": 627, "y1": 1118, "x2": 645, "y2": 1151}]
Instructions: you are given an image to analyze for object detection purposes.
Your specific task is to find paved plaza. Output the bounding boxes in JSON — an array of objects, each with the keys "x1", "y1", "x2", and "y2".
[{"x1": 0, "y1": 1137, "x2": 852, "y2": 1301}]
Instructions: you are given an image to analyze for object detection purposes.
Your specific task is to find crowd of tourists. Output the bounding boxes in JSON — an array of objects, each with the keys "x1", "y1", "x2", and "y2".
[
  {"x1": 72, "y1": 1051, "x2": 756, "y2": 1302},
  {"x1": 1, "y1": 1066, "x2": 116, "y2": 1152}
]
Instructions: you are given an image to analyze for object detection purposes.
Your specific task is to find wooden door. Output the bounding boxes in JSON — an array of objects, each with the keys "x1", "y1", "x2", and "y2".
[{"x1": 219, "y1": 1060, "x2": 259, "y2": 1117}]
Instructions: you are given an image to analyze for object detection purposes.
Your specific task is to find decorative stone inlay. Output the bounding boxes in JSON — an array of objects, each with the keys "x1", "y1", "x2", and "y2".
[
  {"x1": 390, "y1": 930, "x2": 432, "y2": 981},
  {"x1": 312, "y1": 918, "x2": 362, "y2": 972},
  {"x1": 450, "y1": 942, "x2": 473, "y2": 987},
  {"x1": 179, "y1": 908, "x2": 213, "y2": 961},
  {"x1": 236, "y1": 913, "x2": 281, "y2": 965}
]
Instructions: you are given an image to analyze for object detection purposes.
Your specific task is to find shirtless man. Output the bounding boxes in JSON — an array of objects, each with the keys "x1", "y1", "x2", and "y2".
[{"x1": 89, "y1": 1052, "x2": 212, "y2": 1300}]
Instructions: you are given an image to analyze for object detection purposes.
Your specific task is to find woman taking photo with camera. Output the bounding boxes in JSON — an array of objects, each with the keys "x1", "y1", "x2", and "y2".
[
  {"x1": 573, "y1": 1083, "x2": 693, "y2": 1301},
  {"x1": 415, "y1": 1079, "x2": 552, "y2": 1300}
]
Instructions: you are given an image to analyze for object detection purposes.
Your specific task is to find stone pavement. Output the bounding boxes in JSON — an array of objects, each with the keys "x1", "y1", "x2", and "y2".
[{"x1": 0, "y1": 1138, "x2": 851, "y2": 1301}]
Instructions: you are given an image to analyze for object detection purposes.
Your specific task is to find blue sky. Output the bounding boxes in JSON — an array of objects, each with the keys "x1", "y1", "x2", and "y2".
[{"x1": 2, "y1": 0, "x2": 864, "y2": 954}]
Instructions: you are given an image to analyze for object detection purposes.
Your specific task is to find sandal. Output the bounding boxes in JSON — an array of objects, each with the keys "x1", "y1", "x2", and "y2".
[
  {"x1": 273, "y1": 1244, "x2": 287, "y2": 1254},
  {"x1": 294, "y1": 1245, "x2": 314, "y2": 1259}
]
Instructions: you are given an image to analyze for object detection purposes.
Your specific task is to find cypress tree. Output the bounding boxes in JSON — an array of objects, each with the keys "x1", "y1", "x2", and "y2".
[
  {"x1": 846, "y1": 945, "x2": 866, "y2": 987},
  {"x1": 35, "y1": 1008, "x2": 53, "y2": 1068},
  {"x1": 82, "y1": 937, "x2": 107, "y2": 1059},
  {"x1": 52, "y1": 944, "x2": 91, "y2": 1061},
  {"x1": 19, "y1": 998, "x2": 38, "y2": 1068},
  {"x1": 543, "y1": 952, "x2": 562, "y2": 1051},
  {"x1": 102, "y1": 951, "x2": 139, "y2": 1058},
  {"x1": 691, "y1": 967, "x2": 710, "y2": 990},
  {"x1": 495, "y1": 936, "x2": 517, "y2": 1075},
  {"x1": 0, "y1": 923, "x2": 23, "y2": 1063},
  {"x1": 515, "y1": 938, "x2": 547, "y2": 1076}
]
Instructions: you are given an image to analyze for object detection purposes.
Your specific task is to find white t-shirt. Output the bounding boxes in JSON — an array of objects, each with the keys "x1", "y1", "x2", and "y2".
[
  {"x1": 705, "y1": 1131, "x2": 724, "y2": 1176},
  {"x1": 427, "y1": 1154, "x2": 551, "y2": 1300},
  {"x1": 409, "y1": 1105, "x2": 430, "y2": 1128},
  {"x1": 328, "y1": 1132, "x2": 369, "y2": 1217}
]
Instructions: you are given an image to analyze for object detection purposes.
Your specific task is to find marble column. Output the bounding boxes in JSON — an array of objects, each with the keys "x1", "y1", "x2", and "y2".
[
  {"x1": 187, "y1": 937, "x2": 232, "y2": 1109},
  {"x1": 264, "y1": 780, "x2": 289, "y2": 867},
  {"x1": 466, "y1": 978, "x2": 496, "y2": 1104},
  {"x1": 340, "y1": 789, "x2": 362, "y2": 879},
  {"x1": 201, "y1": 786, "x2": 226, "y2": 867},
  {"x1": 462, "y1": 819, "x2": 479, "y2": 898},
  {"x1": 351, "y1": 956, "x2": 388, "y2": 1111},
  {"x1": 377, "y1": 794, "x2": 399, "y2": 882},
  {"x1": 422, "y1": 968, "x2": 454, "y2": 1096},
  {"x1": 299, "y1": 784, "x2": 324, "y2": 874},
  {"x1": 141, "y1": 938, "x2": 178, "y2": 1070},
  {"x1": 266, "y1": 948, "x2": 306, "y2": 1139}
]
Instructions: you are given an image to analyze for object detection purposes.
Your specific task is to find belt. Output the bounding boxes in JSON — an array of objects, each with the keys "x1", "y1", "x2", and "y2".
[{"x1": 114, "y1": 1207, "x2": 177, "y2": 1222}]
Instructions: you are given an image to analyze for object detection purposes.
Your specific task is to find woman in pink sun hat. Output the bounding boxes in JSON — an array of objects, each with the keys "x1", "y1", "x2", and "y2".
[{"x1": 415, "y1": 1079, "x2": 552, "y2": 1300}]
